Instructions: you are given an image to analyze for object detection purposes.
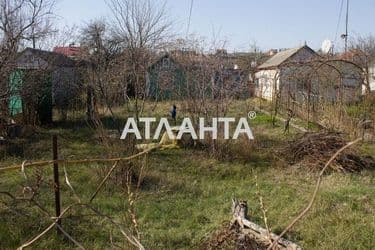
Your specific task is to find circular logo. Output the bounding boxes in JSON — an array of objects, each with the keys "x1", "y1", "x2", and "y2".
[{"x1": 248, "y1": 111, "x2": 257, "y2": 119}]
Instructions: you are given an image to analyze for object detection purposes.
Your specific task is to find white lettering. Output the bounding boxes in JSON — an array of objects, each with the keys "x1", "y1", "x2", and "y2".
[
  {"x1": 153, "y1": 118, "x2": 174, "y2": 140},
  {"x1": 199, "y1": 118, "x2": 217, "y2": 139},
  {"x1": 139, "y1": 117, "x2": 156, "y2": 139},
  {"x1": 233, "y1": 118, "x2": 254, "y2": 140},
  {"x1": 218, "y1": 117, "x2": 235, "y2": 139},
  {"x1": 177, "y1": 118, "x2": 198, "y2": 139},
  {"x1": 120, "y1": 118, "x2": 141, "y2": 139}
]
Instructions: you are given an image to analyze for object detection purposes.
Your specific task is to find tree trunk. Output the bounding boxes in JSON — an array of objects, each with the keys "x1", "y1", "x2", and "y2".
[{"x1": 86, "y1": 85, "x2": 97, "y2": 126}]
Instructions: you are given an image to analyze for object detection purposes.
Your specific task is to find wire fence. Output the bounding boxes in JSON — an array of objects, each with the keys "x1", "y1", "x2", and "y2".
[{"x1": 0, "y1": 135, "x2": 160, "y2": 250}]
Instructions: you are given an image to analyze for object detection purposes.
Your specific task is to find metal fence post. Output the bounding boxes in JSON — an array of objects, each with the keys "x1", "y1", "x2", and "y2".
[{"x1": 53, "y1": 135, "x2": 62, "y2": 235}]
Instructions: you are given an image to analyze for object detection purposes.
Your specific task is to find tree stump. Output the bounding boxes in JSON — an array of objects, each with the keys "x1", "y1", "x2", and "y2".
[{"x1": 230, "y1": 198, "x2": 301, "y2": 250}]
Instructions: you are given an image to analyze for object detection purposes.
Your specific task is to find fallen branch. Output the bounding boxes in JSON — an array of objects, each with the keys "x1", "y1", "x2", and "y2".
[
  {"x1": 3, "y1": 142, "x2": 155, "y2": 249},
  {"x1": 18, "y1": 203, "x2": 78, "y2": 250},
  {"x1": 55, "y1": 224, "x2": 85, "y2": 250},
  {"x1": 255, "y1": 175, "x2": 272, "y2": 245},
  {"x1": 0, "y1": 145, "x2": 160, "y2": 173},
  {"x1": 267, "y1": 137, "x2": 362, "y2": 250},
  {"x1": 89, "y1": 161, "x2": 119, "y2": 202},
  {"x1": 83, "y1": 204, "x2": 145, "y2": 250},
  {"x1": 231, "y1": 199, "x2": 301, "y2": 249},
  {"x1": 17, "y1": 202, "x2": 144, "y2": 250}
]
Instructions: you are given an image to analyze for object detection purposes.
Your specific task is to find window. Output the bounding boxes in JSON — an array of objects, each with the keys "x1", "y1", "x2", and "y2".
[
  {"x1": 342, "y1": 76, "x2": 357, "y2": 88},
  {"x1": 162, "y1": 58, "x2": 170, "y2": 69}
]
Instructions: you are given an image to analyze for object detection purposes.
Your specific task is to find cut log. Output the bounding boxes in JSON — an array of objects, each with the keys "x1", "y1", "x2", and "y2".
[{"x1": 231, "y1": 199, "x2": 302, "y2": 250}]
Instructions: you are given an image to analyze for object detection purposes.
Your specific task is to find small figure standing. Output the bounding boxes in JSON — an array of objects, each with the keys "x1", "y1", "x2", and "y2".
[
  {"x1": 284, "y1": 108, "x2": 294, "y2": 134},
  {"x1": 171, "y1": 105, "x2": 177, "y2": 125}
]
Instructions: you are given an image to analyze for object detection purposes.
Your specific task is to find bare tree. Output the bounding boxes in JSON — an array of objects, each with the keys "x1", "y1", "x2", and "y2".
[
  {"x1": 0, "y1": 0, "x2": 57, "y2": 48},
  {"x1": 80, "y1": 19, "x2": 122, "y2": 127},
  {"x1": 161, "y1": 37, "x2": 248, "y2": 154},
  {"x1": 268, "y1": 58, "x2": 364, "y2": 134},
  {"x1": 350, "y1": 34, "x2": 375, "y2": 94},
  {"x1": 0, "y1": 0, "x2": 57, "y2": 117},
  {"x1": 39, "y1": 24, "x2": 79, "y2": 50},
  {"x1": 106, "y1": 0, "x2": 172, "y2": 122}
]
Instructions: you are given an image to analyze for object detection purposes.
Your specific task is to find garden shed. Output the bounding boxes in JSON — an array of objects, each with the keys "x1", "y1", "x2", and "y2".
[
  {"x1": 9, "y1": 48, "x2": 81, "y2": 124},
  {"x1": 146, "y1": 53, "x2": 186, "y2": 100}
]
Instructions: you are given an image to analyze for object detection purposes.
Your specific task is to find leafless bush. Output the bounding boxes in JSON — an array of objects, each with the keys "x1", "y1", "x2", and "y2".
[
  {"x1": 349, "y1": 34, "x2": 375, "y2": 94},
  {"x1": 105, "y1": 0, "x2": 172, "y2": 121},
  {"x1": 264, "y1": 57, "x2": 367, "y2": 136},
  {"x1": 201, "y1": 135, "x2": 255, "y2": 162},
  {"x1": 0, "y1": 0, "x2": 57, "y2": 118}
]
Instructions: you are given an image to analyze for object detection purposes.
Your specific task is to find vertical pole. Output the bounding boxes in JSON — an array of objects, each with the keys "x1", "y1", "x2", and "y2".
[
  {"x1": 345, "y1": 0, "x2": 349, "y2": 52},
  {"x1": 53, "y1": 135, "x2": 62, "y2": 235}
]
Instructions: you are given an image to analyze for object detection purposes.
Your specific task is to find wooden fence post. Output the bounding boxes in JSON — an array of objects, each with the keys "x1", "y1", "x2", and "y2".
[{"x1": 52, "y1": 135, "x2": 62, "y2": 235}]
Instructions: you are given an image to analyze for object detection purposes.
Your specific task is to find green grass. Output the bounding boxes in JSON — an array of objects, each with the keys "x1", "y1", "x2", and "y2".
[{"x1": 0, "y1": 100, "x2": 374, "y2": 249}]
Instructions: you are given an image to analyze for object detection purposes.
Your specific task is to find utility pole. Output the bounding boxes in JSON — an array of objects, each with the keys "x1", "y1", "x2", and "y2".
[
  {"x1": 344, "y1": 0, "x2": 349, "y2": 52},
  {"x1": 31, "y1": 24, "x2": 36, "y2": 49}
]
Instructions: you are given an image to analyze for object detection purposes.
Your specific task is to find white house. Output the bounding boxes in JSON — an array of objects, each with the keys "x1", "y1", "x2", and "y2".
[
  {"x1": 365, "y1": 62, "x2": 375, "y2": 93},
  {"x1": 254, "y1": 45, "x2": 317, "y2": 101},
  {"x1": 254, "y1": 45, "x2": 363, "y2": 104}
]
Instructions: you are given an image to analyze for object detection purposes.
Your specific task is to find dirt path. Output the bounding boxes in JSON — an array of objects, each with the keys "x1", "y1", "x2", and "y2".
[{"x1": 255, "y1": 108, "x2": 307, "y2": 132}]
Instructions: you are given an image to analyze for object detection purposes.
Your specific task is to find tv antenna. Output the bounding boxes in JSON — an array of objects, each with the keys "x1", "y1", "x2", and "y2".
[{"x1": 321, "y1": 39, "x2": 333, "y2": 54}]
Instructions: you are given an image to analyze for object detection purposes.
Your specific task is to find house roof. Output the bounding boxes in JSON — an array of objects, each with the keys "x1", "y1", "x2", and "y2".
[
  {"x1": 336, "y1": 49, "x2": 364, "y2": 61},
  {"x1": 18, "y1": 48, "x2": 75, "y2": 68},
  {"x1": 258, "y1": 45, "x2": 315, "y2": 69},
  {"x1": 53, "y1": 46, "x2": 87, "y2": 58},
  {"x1": 149, "y1": 51, "x2": 207, "y2": 70},
  {"x1": 148, "y1": 53, "x2": 179, "y2": 70}
]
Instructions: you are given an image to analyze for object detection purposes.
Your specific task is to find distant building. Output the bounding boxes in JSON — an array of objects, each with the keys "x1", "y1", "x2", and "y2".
[
  {"x1": 267, "y1": 49, "x2": 278, "y2": 56},
  {"x1": 215, "y1": 49, "x2": 228, "y2": 56},
  {"x1": 255, "y1": 45, "x2": 318, "y2": 100},
  {"x1": 254, "y1": 45, "x2": 363, "y2": 105},
  {"x1": 146, "y1": 51, "x2": 247, "y2": 100},
  {"x1": 338, "y1": 49, "x2": 375, "y2": 93},
  {"x1": 146, "y1": 53, "x2": 186, "y2": 100},
  {"x1": 53, "y1": 44, "x2": 87, "y2": 59},
  {"x1": 9, "y1": 48, "x2": 81, "y2": 124},
  {"x1": 369, "y1": 64, "x2": 375, "y2": 92}
]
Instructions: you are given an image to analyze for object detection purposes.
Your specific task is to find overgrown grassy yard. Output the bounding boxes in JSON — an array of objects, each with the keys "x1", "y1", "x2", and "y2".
[{"x1": 0, "y1": 100, "x2": 374, "y2": 249}]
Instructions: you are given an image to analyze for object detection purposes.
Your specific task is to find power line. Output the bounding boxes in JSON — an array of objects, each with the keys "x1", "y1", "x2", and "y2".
[
  {"x1": 186, "y1": 0, "x2": 194, "y2": 38},
  {"x1": 334, "y1": 0, "x2": 344, "y2": 44}
]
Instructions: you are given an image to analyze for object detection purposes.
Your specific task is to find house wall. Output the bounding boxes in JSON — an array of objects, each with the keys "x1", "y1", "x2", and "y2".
[
  {"x1": 339, "y1": 64, "x2": 363, "y2": 103},
  {"x1": 254, "y1": 69, "x2": 279, "y2": 100},
  {"x1": 52, "y1": 67, "x2": 81, "y2": 109},
  {"x1": 11, "y1": 70, "x2": 53, "y2": 124},
  {"x1": 255, "y1": 47, "x2": 317, "y2": 101},
  {"x1": 16, "y1": 50, "x2": 48, "y2": 69},
  {"x1": 279, "y1": 66, "x2": 307, "y2": 106},
  {"x1": 279, "y1": 61, "x2": 362, "y2": 107},
  {"x1": 278, "y1": 48, "x2": 318, "y2": 104},
  {"x1": 365, "y1": 63, "x2": 375, "y2": 93},
  {"x1": 10, "y1": 49, "x2": 78, "y2": 124},
  {"x1": 9, "y1": 70, "x2": 24, "y2": 116},
  {"x1": 147, "y1": 56, "x2": 186, "y2": 100}
]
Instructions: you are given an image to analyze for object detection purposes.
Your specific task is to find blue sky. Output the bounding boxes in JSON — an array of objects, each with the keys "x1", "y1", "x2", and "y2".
[{"x1": 55, "y1": 0, "x2": 374, "y2": 52}]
